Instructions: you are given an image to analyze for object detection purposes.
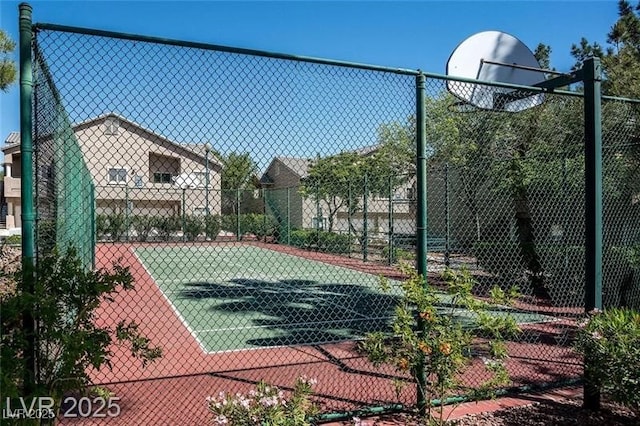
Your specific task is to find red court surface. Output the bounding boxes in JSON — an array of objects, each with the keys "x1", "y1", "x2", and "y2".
[{"x1": 57, "y1": 242, "x2": 583, "y2": 425}]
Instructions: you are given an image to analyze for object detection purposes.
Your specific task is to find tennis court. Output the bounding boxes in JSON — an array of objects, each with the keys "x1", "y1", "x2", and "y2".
[{"x1": 133, "y1": 245, "x2": 555, "y2": 353}]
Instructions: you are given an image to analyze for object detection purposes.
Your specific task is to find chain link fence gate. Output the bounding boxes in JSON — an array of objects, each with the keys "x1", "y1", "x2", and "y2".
[{"x1": 15, "y1": 8, "x2": 640, "y2": 425}]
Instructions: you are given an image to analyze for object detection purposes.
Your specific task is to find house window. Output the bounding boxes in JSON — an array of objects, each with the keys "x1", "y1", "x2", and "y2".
[
  {"x1": 153, "y1": 172, "x2": 173, "y2": 184},
  {"x1": 108, "y1": 168, "x2": 127, "y2": 184},
  {"x1": 104, "y1": 117, "x2": 119, "y2": 135},
  {"x1": 406, "y1": 187, "x2": 415, "y2": 200},
  {"x1": 312, "y1": 217, "x2": 327, "y2": 231}
]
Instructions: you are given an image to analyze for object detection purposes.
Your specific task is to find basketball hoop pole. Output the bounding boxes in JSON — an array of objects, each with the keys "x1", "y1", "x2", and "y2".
[
  {"x1": 480, "y1": 59, "x2": 567, "y2": 76},
  {"x1": 582, "y1": 57, "x2": 603, "y2": 411}
]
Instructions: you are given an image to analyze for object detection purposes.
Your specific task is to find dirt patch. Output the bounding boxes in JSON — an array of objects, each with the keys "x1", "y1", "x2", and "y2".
[
  {"x1": 0, "y1": 244, "x2": 21, "y2": 298},
  {"x1": 450, "y1": 398, "x2": 638, "y2": 426}
]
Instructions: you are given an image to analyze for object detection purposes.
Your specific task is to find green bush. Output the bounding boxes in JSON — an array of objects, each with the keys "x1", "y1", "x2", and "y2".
[
  {"x1": 4, "y1": 234, "x2": 21, "y2": 245},
  {"x1": 317, "y1": 231, "x2": 352, "y2": 254},
  {"x1": 153, "y1": 215, "x2": 181, "y2": 241},
  {"x1": 0, "y1": 247, "x2": 162, "y2": 413},
  {"x1": 204, "y1": 214, "x2": 221, "y2": 240},
  {"x1": 290, "y1": 229, "x2": 314, "y2": 249},
  {"x1": 183, "y1": 215, "x2": 204, "y2": 241},
  {"x1": 472, "y1": 241, "x2": 522, "y2": 279},
  {"x1": 37, "y1": 220, "x2": 57, "y2": 253},
  {"x1": 288, "y1": 229, "x2": 351, "y2": 254},
  {"x1": 382, "y1": 245, "x2": 416, "y2": 263},
  {"x1": 242, "y1": 213, "x2": 278, "y2": 240},
  {"x1": 96, "y1": 214, "x2": 110, "y2": 240},
  {"x1": 207, "y1": 377, "x2": 318, "y2": 425},
  {"x1": 108, "y1": 213, "x2": 127, "y2": 242},
  {"x1": 359, "y1": 265, "x2": 520, "y2": 424},
  {"x1": 131, "y1": 215, "x2": 155, "y2": 242},
  {"x1": 219, "y1": 214, "x2": 279, "y2": 240},
  {"x1": 575, "y1": 307, "x2": 640, "y2": 414},
  {"x1": 221, "y1": 214, "x2": 238, "y2": 234},
  {"x1": 96, "y1": 213, "x2": 127, "y2": 242}
]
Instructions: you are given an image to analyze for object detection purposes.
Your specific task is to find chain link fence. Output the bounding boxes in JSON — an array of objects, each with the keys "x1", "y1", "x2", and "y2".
[{"x1": 20, "y1": 21, "x2": 640, "y2": 424}]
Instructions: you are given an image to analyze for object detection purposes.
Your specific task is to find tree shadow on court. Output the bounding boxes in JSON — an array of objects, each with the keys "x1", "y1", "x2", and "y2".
[{"x1": 176, "y1": 278, "x2": 402, "y2": 348}]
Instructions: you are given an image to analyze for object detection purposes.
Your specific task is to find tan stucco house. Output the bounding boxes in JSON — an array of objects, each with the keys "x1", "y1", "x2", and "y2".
[
  {"x1": 2, "y1": 113, "x2": 223, "y2": 232},
  {"x1": 260, "y1": 151, "x2": 417, "y2": 240}
]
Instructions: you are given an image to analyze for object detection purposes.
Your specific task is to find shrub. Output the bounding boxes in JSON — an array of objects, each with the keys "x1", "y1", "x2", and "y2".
[
  {"x1": 153, "y1": 215, "x2": 181, "y2": 241},
  {"x1": 221, "y1": 214, "x2": 238, "y2": 235},
  {"x1": 4, "y1": 234, "x2": 21, "y2": 245},
  {"x1": 245, "y1": 214, "x2": 278, "y2": 241},
  {"x1": 37, "y1": 220, "x2": 57, "y2": 253},
  {"x1": 96, "y1": 214, "x2": 110, "y2": 240},
  {"x1": 288, "y1": 229, "x2": 351, "y2": 253},
  {"x1": 183, "y1": 215, "x2": 204, "y2": 241},
  {"x1": 575, "y1": 307, "x2": 640, "y2": 414},
  {"x1": 107, "y1": 213, "x2": 126, "y2": 242},
  {"x1": 382, "y1": 245, "x2": 415, "y2": 263},
  {"x1": 207, "y1": 376, "x2": 319, "y2": 425},
  {"x1": 359, "y1": 264, "x2": 520, "y2": 424},
  {"x1": 290, "y1": 229, "x2": 313, "y2": 249},
  {"x1": 317, "y1": 231, "x2": 352, "y2": 254},
  {"x1": 204, "y1": 214, "x2": 221, "y2": 240},
  {"x1": 472, "y1": 241, "x2": 522, "y2": 279},
  {"x1": 96, "y1": 213, "x2": 127, "y2": 242},
  {"x1": 131, "y1": 215, "x2": 155, "y2": 242},
  {"x1": 0, "y1": 247, "x2": 162, "y2": 414}
]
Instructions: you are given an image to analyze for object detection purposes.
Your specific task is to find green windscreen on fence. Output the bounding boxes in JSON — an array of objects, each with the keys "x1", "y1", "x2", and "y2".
[{"x1": 34, "y1": 49, "x2": 95, "y2": 269}]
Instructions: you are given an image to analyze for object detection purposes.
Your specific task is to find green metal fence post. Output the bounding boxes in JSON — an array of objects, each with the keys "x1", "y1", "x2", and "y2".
[
  {"x1": 286, "y1": 187, "x2": 291, "y2": 245},
  {"x1": 388, "y1": 175, "x2": 393, "y2": 266},
  {"x1": 182, "y1": 188, "x2": 186, "y2": 242},
  {"x1": 91, "y1": 182, "x2": 96, "y2": 268},
  {"x1": 315, "y1": 181, "x2": 321, "y2": 250},
  {"x1": 125, "y1": 184, "x2": 129, "y2": 242},
  {"x1": 348, "y1": 180, "x2": 352, "y2": 258},
  {"x1": 582, "y1": 56, "x2": 603, "y2": 411},
  {"x1": 19, "y1": 1, "x2": 36, "y2": 397},
  {"x1": 363, "y1": 173, "x2": 368, "y2": 262},
  {"x1": 236, "y1": 188, "x2": 241, "y2": 241},
  {"x1": 415, "y1": 72, "x2": 428, "y2": 414},
  {"x1": 445, "y1": 163, "x2": 450, "y2": 267}
]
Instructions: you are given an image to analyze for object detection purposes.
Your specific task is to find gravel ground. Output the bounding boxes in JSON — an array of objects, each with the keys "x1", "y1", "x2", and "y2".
[
  {"x1": 327, "y1": 398, "x2": 638, "y2": 425},
  {"x1": 449, "y1": 399, "x2": 638, "y2": 426},
  {"x1": 0, "y1": 244, "x2": 20, "y2": 298}
]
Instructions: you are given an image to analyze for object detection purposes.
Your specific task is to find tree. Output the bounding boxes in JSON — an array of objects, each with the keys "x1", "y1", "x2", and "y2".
[
  {"x1": 571, "y1": 1, "x2": 640, "y2": 97},
  {"x1": 1, "y1": 247, "x2": 162, "y2": 413},
  {"x1": 221, "y1": 152, "x2": 258, "y2": 214},
  {"x1": 301, "y1": 134, "x2": 414, "y2": 234},
  {"x1": 301, "y1": 152, "x2": 361, "y2": 233},
  {"x1": 0, "y1": 30, "x2": 17, "y2": 92}
]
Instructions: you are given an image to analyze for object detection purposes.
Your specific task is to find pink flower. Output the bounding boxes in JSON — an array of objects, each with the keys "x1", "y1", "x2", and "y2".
[{"x1": 214, "y1": 415, "x2": 228, "y2": 425}]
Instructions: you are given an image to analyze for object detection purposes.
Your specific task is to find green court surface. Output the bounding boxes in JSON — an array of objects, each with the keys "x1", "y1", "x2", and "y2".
[{"x1": 133, "y1": 245, "x2": 554, "y2": 353}]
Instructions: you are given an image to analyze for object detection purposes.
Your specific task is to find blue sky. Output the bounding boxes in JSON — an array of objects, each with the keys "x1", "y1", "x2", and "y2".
[{"x1": 0, "y1": 0, "x2": 621, "y2": 164}]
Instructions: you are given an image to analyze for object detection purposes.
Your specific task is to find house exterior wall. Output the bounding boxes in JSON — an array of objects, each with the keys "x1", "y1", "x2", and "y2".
[
  {"x1": 2, "y1": 115, "x2": 225, "y2": 231},
  {"x1": 73, "y1": 116, "x2": 222, "y2": 216},
  {"x1": 2, "y1": 145, "x2": 22, "y2": 228},
  {"x1": 264, "y1": 157, "x2": 417, "y2": 238},
  {"x1": 263, "y1": 159, "x2": 305, "y2": 229}
]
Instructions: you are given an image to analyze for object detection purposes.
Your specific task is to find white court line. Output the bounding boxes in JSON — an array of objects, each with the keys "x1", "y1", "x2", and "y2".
[
  {"x1": 192, "y1": 315, "x2": 394, "y2": 334},
  {"x1": 132, "y1": 250, "x2": 209, "y2": 354}
]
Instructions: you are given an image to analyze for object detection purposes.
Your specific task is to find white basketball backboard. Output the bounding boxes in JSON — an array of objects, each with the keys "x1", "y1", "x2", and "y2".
[{"x1": 446, "y1": 31, "x2": 546, "y2": 112}]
